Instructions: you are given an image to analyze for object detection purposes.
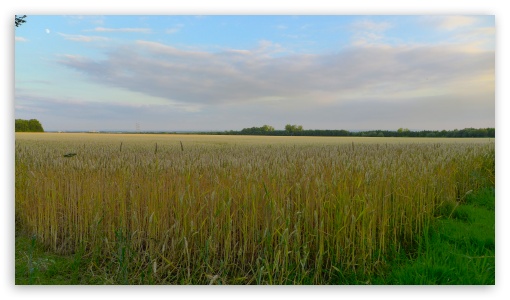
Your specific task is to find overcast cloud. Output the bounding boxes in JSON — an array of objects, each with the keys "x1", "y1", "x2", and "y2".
[{"x1": 56, "y1": 39, "x2": 494, "y2": 116}]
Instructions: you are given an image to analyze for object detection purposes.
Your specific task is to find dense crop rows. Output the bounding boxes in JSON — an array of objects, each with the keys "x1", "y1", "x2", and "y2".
[{"x1": 15, "y1": 133, "x2": 495, "y2": 284}]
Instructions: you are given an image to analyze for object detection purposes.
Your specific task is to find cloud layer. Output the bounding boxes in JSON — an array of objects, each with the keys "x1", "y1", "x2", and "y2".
[{"x1": 57, "y1": 39, "x2": 494, "y2": 107}]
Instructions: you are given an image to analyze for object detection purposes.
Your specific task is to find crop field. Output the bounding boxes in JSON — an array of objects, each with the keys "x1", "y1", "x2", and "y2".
[{"x1": 15, "y1": 133, "x2": 495, "y2": 284}]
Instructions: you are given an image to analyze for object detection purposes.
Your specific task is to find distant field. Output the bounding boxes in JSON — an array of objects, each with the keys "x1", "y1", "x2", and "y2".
[
  {"x1": 15, "y1": 132, "x2": 494, "y2": 145},
  {"x1": 15, "y1": 133, "x2": 495, "y2": 284}
]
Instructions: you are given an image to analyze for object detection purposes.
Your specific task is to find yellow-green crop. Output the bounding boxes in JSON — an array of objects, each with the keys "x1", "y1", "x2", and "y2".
[{"x1": 15, "y1": 133, "x2": 495, "y2": 284}]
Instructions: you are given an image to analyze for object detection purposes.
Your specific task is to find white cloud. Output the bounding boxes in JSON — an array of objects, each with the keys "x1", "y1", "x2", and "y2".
[
  {"x1": 58, "y1": 33, "x2": 109, "y2": 42},
  {"x1": 450, "y1": 26, "x2": 495, "y2": 51},
  {"x1": 45, "y1": 29, "x2": 50, "y2": 34},
  {"x1": 87, "y1": 27, "x2": 152, "y2": 33},
  {"x1": 15, "y1": 36, "x2": 28, "y2": 42},
  {"x1": 439, "y1": 16, "x2": 478, "y2": 30},
  {"x1": 65, "y1": 15, "x2": 105, "y2": 25},
  {"x1": 350, "y1": 19, "x2": 393, "y2": 46},
  {"x1": 424, "y1": 16, "x2": 479, "y2": 31},
  {"x1": 57, "y1": 39, "x2": 494, "y2": 115},
  {"x1": 165, "y1": 24, "x2": 184, "y2": 34},
  {"x1": 351, "y1": 20, "x2": 392, "y2": 32}
]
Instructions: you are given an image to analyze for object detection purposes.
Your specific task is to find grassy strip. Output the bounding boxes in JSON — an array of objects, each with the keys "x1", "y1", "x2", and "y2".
[
  {"x1": 15, "y1": 187, "x2": 495, "y2": 285},
  {"x1": 15, "y1": 234, "x2": 91, "y2": 284},
  {"x1": 370, "y1": 187, "x2": 495, "y2": 285}
]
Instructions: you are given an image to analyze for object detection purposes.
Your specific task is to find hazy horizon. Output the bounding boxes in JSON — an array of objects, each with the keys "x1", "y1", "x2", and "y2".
[{"x1": 36, "y1": 126, "x2": 495, "y2": 133}]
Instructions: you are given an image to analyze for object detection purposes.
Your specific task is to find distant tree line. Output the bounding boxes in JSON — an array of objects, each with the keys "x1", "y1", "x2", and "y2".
[
  {"x1": 207, "y1": 125, "x2": 495, "y2": 138},
  {"x1": 15, "y1": 119, "x2": 44, "y2": 132},
  {"x1": 240, "y1": 124, "x2": 275, "y2": 135}
]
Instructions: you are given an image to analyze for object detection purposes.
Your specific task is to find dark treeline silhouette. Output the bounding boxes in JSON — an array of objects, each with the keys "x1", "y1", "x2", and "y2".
[
  {"x1": 15, "y1": 119, "x2": 44, "y2": 132},
  {"x1": 203, "y1": 126, "x2": 495, "y2": 138}
]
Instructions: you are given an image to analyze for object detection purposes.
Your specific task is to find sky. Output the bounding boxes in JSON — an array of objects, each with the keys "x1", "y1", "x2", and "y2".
[{"x1": 14, "y1": 14, "x2": 495, "y2": 132}]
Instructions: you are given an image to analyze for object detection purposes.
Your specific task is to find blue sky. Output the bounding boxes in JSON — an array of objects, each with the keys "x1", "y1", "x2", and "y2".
[{"x1": 14, "y1": 14, "x2": 495, "y2": 132}]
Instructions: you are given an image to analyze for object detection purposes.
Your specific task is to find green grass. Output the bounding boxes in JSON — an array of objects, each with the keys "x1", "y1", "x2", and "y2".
[
  {"x1": 15, "y1": 233, "x2": 91, "y2": 284},
  {"x1": 370, "y1": 187, "x2": 495, "y2": 285},
  {"x1": 15, "y1": 187, "x2": 495, "y2": 285}
]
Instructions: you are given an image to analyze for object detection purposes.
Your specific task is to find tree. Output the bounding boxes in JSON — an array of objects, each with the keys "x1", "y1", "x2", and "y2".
[
  {"x1": 397, "y1": 128, "x2": 410, "y2": 133},
  {"x1": 15, "y1": 119, "x2": 28, "y2": 132},
  {"x1": 487, "y1": 128, "x2": 495, "y2": 137},
  {"x1": 240, "y1": 125, "x2": 276, "y2": 135},
  {"x1": 397, "y1": 128, "x2": 410, "y2": 137},
  {"x1": 15, "y1": 119, "x2": 44, "y2": 132},
  {"x1": 285, "y1": 124, "x2": 303, "y2": 134},
  {"x1": 15, "y1": 15, "x2": 27, "y2": 28},
  {"x1": 261, "y1": 124, "x2": 275, "y2": 132},
  {"x1": 28, "y1": 119, "x2": 44, "y2": 132}
]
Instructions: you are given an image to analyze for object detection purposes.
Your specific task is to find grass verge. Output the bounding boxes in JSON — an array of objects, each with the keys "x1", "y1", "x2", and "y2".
[
  {"x1": 370, "y1": 187, "x2": 495, "y2": 285},
  {"x1": 15, "y1": 234, "x2": 92, "y2": 284}
]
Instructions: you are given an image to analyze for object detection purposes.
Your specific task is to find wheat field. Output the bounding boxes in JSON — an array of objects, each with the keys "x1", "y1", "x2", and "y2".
[{"x1": 15, "y1": 133, "x2": 495, "y2": 284}]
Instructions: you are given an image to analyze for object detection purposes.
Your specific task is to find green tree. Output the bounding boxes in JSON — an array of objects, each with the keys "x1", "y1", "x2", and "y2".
[
  {"x1": 28, "y1": 119, "x2": 44, "y2": 132},
  {"x1": 261, "y1": 125, "x2": 275, "y2": 132},
  {"x1": 397, "y1": 128, "x2": 410, "y2": 136},
  {"x1": 15, "y1": 119, "x2": 44, "y2": 132},
  {"x1": 487, "y1": 128, "x2": 495, "y2": 137},
  {"x1": 285, "y1": 124, "x2": 303, "y2": 134},
  {"x1": 15, "y1": 119, "x2": 28, "y2": 132}
]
